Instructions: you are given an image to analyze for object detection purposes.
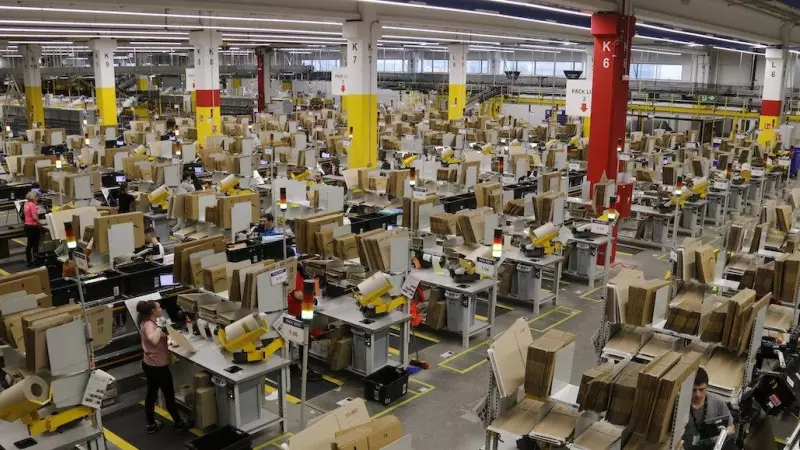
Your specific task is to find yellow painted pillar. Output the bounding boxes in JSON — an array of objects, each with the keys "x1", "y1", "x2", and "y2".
[
  {"x1": 343, "y1": 19, "x2": 381, "y2": 169},
  {"x1": 232, "y1": 78, "x2": 242, "y2": 89},
  {"x1": 189, "y1": 30, "x2": 223, "y2": 149},
  {"x1": 19, "y1": 44, "x2": 43, "y2": 128},
  {"x1": 90, "y1": 39, "x2": 118, "y2": 126},
  {"x1": 136, "y1": 75, "x2": 150, "y2": 91},
  {"x1": 758, "y1": 48, "x2": 785, "y2": 151},
  {"x1": 448, "y1": 44, "x2": 467, "y2": 121}
]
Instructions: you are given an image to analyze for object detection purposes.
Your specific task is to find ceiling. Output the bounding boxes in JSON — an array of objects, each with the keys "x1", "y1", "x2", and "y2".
[{"x1": 0, "y1": 0, "x2": 796, "y2": 58}]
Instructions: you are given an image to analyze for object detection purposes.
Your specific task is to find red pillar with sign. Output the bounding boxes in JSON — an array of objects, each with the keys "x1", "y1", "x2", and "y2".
[
  {"x1": 256, "y1": 47, "x2": 271, "y2": 113},
  {"x1": 587, "y1": 13, "x2": 635, "y2": 187}
]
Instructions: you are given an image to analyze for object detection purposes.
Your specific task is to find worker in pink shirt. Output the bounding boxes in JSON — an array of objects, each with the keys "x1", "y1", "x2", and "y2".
[{"x1": 23, "y1": 190, "x2": 40, "y2": 266}]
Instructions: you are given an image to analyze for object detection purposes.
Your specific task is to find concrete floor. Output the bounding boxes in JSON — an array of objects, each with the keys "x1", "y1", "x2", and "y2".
[{"x1": 243, "y1": 237, "x2": 688, "y2": 450}]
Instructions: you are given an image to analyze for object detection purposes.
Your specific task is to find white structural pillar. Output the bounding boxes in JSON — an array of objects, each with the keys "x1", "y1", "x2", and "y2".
[
  {"x1": 448, "y1": 44, "x2": 467, "y2": 120},
  {"x1": 90, "y1": 39, "x2": 117, "y2": 126},
  {"x1": 19, "y1": 44, "x2": 43, "y2": 128},
  {"x1": 342, "y1": 17, "x2": 381, "y2": 168},
  {"x1": 189, "y1": 30, "x2": 223, "y2": 149},
  {"x1": 759, "y1": 48, "x2": 786, "y2": 149},
  {"x1": 582, "y1": 45, "x2": 594, "y2": 138},
  {"x1": 489, "y1": 52, "x2": 506, "y2": 76}
]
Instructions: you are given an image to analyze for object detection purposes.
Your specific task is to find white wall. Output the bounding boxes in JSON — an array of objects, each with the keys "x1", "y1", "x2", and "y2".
[{"x1": 712, "y1": 51, "x2": 761, "y2": 87}]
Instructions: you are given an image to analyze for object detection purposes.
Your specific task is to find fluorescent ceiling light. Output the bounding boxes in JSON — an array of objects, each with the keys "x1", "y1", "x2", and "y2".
[
  {"x1": 0, "y1": 19, "x2": 334, "y2": 34},
  {"x1": 286, "y1": 50, "x2": 312, "y2": 54},
  {"x1": 638, "y1": 22, "x2": 764, "y2": 48},
  {"x1": 383, "y1": 34, "x2": 501, "y2": 46},
  {"x1": 0, "y1": 5, "x2": 340, "y2": 26},
  {"x1": 520, "y1": 43, "x2": 581, "y2": 52},
  {"x1": 633, "y1": 48, "x2": 681, "y2": 56},
  {"x1": 0, "y1": 28, "x2": 187, "y2": 35},
  {"x1": 359, "y1": 0, "x2": 590, "y2": 31},
  {"x1": 484, "y1": 0, "x2": 591, "y2": 17},
  {"x1": 469, "y1": 46, "x2": 515, "y2": 53},
  {"x1": 383, "y1": 25, "x2": 566, "y2": 44},
  {"x1": 634, "y1": 35, "x2": 696, "y2": 46},
  {"x1": 378, "y1": 39, "x2": 438, "y2": 46},
  {"x1": 10, "y1": 40, "x2": 73, "y2": 45},
  {"x1": 376, "y1": 46, "x2": 406, "y2": 51},
  {"x1": 712, "y1": 46, "x2": 761, "y2": 55}
]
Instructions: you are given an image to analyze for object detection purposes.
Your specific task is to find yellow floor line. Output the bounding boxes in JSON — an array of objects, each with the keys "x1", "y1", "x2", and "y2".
[
  {"x1": 0, "y1": 268, "x2": 9, "y2": 276},
  {"x1": 438, "y1": 340, "x2": 490, "y2": 374},
  {"x1": 12, "y1": 238, "x2": 25, "y2": 246},
  {"x1": 265, "y1": 385, "x2": 301, "y2": 404},
  {"x1": 497, "y1": 303, "x2": 514, "y2": 311},
  {"x1": 579, "y1": 285, "x2": 603, "y2": 303},
  {"x1": 104, "y1": 428, "x2": 138, "y2": 450},
  {"x1": 543, "y1": 276, "x2": 570, "y2": 285},
  {"x1": 254, "y1": 432, "x2": 294, "y2": 450},
  {"x1": 372, "y1": 378, "x2": 435, "y2": 419},
  {"x1": 138, "y1": 401, "x2": 203, "y2": 436},
  {"x1": 617, "y1": 251, "x2": 634, "y2": 256},
  {"x1": 390, "y1": 326, "x2": 440, "y2": 343},
  {"x1": 530, "y1": 307, "x2": 581, "y2": 333},
  {"x1": 527, "y1": 308, "x2": 559, "y2": 324},
  {"x1": 475, "y1": 314, "x2": 488, "y2": 321},
  {"x1": 321, "y1": 374, "x2": 344, "y2": 386},
  {"x1": 388, "y1": 347, "x2": 400, "y2": 356}
]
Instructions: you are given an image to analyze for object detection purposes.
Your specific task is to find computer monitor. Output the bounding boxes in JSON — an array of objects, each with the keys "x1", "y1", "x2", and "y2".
[
  {"x1": 321, "y1": 151, "x2": 331, "y2": 158},
  {"x1": 115, "y1": 175, "x2": 127, "y2": 183},
  {"x1": 260, "y1": 160, "x2": 267, "y2": 167},
  {"x1": 194, "y1": 167, "x2": 203, "y2": 174},
  {"x1": 32, "y1": 188, "x2": 42, "y2": 195},
  {"x1": 169, "y1": 135, "x2": 177, "y2": 142},
  {"x1": 159, "y1": 273, "x2": 178, "y2": 287}
]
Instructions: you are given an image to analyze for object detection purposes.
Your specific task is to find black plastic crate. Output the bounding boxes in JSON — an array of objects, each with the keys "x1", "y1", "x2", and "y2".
[
  {"x1": 349, "y1": 212, "x2": 400, "y2": 234},
  {"x1": 440, "y1": 193, "x2": 476, "y2": 213},
  {"x1": 186, "y1": 425, "x2": 251, "y2": 450},
  {"x1": 363, "y1": 365, "x2": 410, "y2": 405}
]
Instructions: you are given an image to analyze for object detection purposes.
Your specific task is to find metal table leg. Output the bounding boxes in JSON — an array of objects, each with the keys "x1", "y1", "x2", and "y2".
[
  {"x1": 553, "y1": 260, "x2": 561, "y2": 306},
  {"x1": 462, "y1": 294, "x2": 471, "y2": 348},
  {"x1": 532, "y1": 266, "x2": 542, "y2": 315},
  {"x1": 587, "y1": 244, "x2": 597, "y2": 289}
]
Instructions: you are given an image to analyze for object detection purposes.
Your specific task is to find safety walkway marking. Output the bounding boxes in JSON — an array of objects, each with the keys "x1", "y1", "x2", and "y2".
[
  {"x1": 254, "y1": 432, "x2": 295, "y2": 450},
  {"x1": 0, "y1": 268, "x2": 9, "y2": 276},
  {"x1": 390, "y1": 326, "x2": 441, "y2": 343},
  {"x1": 438, "y1": 340, "x2": 489, "y2": 374},
  {"x1": 264, "y1": 384, "x2": 301, "y2": 405},
  {"x1": 528, "y1": 306, "x2": 581, "y2": 333},
  {"x1": 139, "y1": 400, "x2": 203, "y2": 436},
  {"x1": 579, "y1": 285, "x2": 603, "y2": 303},
  {"x1": 103, "y1": 428, "x2": 137, "y2": 450},
  {"x1": 372, "y1": 377, "x2": 436, "y2": 419}
]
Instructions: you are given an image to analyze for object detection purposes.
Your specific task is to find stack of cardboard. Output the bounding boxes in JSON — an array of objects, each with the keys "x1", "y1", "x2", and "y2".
[
  {"x1": 578, "y1": 362, "x2": 614, "y2": 412},
  {"x1": 662, "y1": 163, "x2": 680, "y2": 186},
  {"x1": 625, "y1": 279, "x2": 670, "y2": 326},
  {"x1": 333, "y1": 233, "x2": 359, "y2": 260},
  {"x1": 646, "y1": 351, "x2": 702, "y2": 444},
  {"x1": 295, "y1": 211, "x2": 344, "y2": 254},
  {"x1": 173, "y1": 236, "x2": 227, "y2": 286},
  {"x1": 593, "y1": 175, "x2": 615, "y2": 211},
  {"x1": 426, "y1": 288, "x2": 447, "y2": 330},
  {"x1": 665, "y1": 284, "x2": 706, "y2": 335},
  {"x1": 721, "y1": 289, "x2": 756, "y2": 350},
  {"x1": 776, "y1": 253, "x2": 800, "y2": 303},
  {"x1": 766, "y1": 304, "x2": 794, "y2": 332},
  {"x1": 430, "y1": 212, "x2": 459, "y2": 235},
  {"x1": 705, "y1": 348, "x2": 746, "y2": 393},
  {"x1": 535, "y1": 191, "x2": 565, "y2": 223},
  {"x1": 401, "y1": 194, "x2": 440, "y2": 230},
  {"x1": 729, "y1": 293, "x2": 769, "y2": 355},
  {"x1": 631, "y1": 352, "x2": 681, "y2": 435},
  {"x1": 524, "y1": 329, "x2": 576, "y2": 398},
  {"x1": 475, "y1": 181, "x2": 501, "y2": 208},
  {"x1": 503, "y1": 199, "x2": 525, "y2": 216},
  {"x1": 21, "y1": 304, "x2": 83, "y2": 372},
  {"x1": 331, "y1": 415, "x2": 402, "y2": 450},
  {"x1": 93, "y1": 212, "x2": 146, "y2": 254},
  {"x1": 700, "y1": 297, "x2": 728, "y2": 343},
  {"x1": 694, "y1": 245, "x2": 716, "y2": 283},
  {"x1": 194, "y1": 372, "x2": 217, "y2": 428},
  {"x1": 489, "y1": 398, "x2": 544, "y2": 437},
  {"x1": 456, "y1": 207, "x2": 494, "y2": 244},
  {"x1": 530, "y1": 404, "x2": 580, "y2": 442},
  {"x1": 604, "y1": 325, "x2": 651, "y2": 356},
  {"x1": 607, "y1": 362, "x2": 646, "y2": 426},
  {"x1": 606, "y1": 269, "x2": 645, "y2": 324},
  {"x1": 573, "y1": 422, "x2": 625, "y2": 450}
]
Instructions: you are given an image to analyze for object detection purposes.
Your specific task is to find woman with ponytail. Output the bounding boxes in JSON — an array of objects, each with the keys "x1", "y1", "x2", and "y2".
[{"x1": 136, "y1": 300, "x2": 192, "y2": 434}]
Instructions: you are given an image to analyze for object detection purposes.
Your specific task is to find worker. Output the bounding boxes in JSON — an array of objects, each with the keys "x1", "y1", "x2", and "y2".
[
  {"x1": 136, "y1": 300, "x2": 192, "y2": 433},
  {"x1": 143, "y1": 227, "x2": 165, "y2": 261},
  {"x1": 177, "y1": 171, "x2": 198, "y2": 193},
  {"x1": 683, "y1": 367, "x2": 735, "y2": 450},
  {"x1": 160, "y1": 118, "x2": 177, "y2": 141},
  {"x1": 257, "y1": 213, "x2": 281, "y2": 237},
  {"x1": 117, "y1": 182, "x2": 136, "y2": 213},
  {"x1": 23, "y1": 190, "x2": 41, "y2": 266}
]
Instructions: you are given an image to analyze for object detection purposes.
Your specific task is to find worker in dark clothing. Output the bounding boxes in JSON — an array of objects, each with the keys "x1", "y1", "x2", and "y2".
[
  {"x1": 117, "y1": 182, "x2": 136, "y2": 213},
  {"x1": 160, "y1": 118, "x2": 177, "y2": 141}
]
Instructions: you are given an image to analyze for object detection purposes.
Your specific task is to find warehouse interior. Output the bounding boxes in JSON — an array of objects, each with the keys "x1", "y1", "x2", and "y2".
[{"x1": 3, "y1": 0, "x2": 800, "y2": 449}]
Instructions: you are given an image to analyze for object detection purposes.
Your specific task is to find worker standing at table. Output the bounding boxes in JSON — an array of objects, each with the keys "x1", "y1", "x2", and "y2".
[
  {"x1": 136, "y1": 300, "x2": 193, "y2": 434},
  {"x1": 23, "y1": 190, "x2": 40, "y2": 266}
]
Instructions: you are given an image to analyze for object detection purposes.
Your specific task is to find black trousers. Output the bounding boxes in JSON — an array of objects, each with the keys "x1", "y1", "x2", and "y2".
[
  {"x1": 142, "y1": 362, "x2": 183, "y2": 426},
  {"x1": 24, "y1": 225, "x2": 39, "y2": 263}
]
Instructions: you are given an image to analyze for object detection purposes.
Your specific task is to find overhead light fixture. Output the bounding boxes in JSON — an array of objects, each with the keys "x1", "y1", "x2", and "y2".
[
  {"x1": 633, "y1": 48, "x2": 682, "y2": 56},
  {"x1": 383, "y1": 26, "x2": 566, "y2": 44},
  {"x1": 469, "y1": 46, "x2": 515, "y2": 53},
  {"x1": 638, "y1": 22, "x2": 765, "y2": 48},
  {"x1": 0, "y1": 27, "x2": 188, "y2": 35},
  {"x1": 634, "y1": 34, "x2": 696, "y2": 46},
  {"x1": 712, "y1": 46, "x2": 761, "y2": 55},
  {"x1": 0, "y1": 19, "x2": 336, "y2": 34},
  {"x1": 484, "y1": 0, "x2": 591, "y2": 17},
  {"x1": 519, "y1": 43, "x2": 575, "y2": 52},
  {"x1": 0, "y1": 5, "x2": 341, "y2": 26},
  {"x1": 383, "y1": 34, "x2": 501, "y2": 46},
  {"x1": 358, "y1": 0, "x2": 591, "y2": 31}
]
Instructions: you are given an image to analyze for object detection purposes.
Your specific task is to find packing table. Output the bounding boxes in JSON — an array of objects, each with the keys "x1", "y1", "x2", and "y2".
[
  {"x1": 727, "y1": 182, "x2": 750, "y2": 215},
  {"x1": 502, "y1": 250, "x2": 563, "y2": 315},
  {"x1": 412, "y1": 268, "x2": 497, "y2": 348},
  {"x1": 315, "y1": 295, "x2": 411, "y2": 376},
  {"x1": 679, "y1": 199, "x2": 708, "y2": 238},
  {"x1": 169, "y1": 331, "x2": 290, "y2": 435},
  {"x1": 0, "y1": 421, "x2": 103, "y2": 450}
]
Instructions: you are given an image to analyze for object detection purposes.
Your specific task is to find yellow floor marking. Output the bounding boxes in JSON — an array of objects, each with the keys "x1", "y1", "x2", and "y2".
[
  {"x1": 372, "y1": 378, "x2": 436, "y2": 419},
  {"x1": 388, "y1": 347, "x2": 400, "y2": 356},
  {"x1": 497, "y1": 303, "x2": 514, "y2": 311},
  {"x1": 104, "y1": 428, "x2": 138, "y2": 450},
  {"x1": 579, "y1": 285, "x2": 603, "y2": 302},
  {"x1": 390, "y1": 326, "x2": 440, "y2": 343},
  {"x1": 254, "y1": 432, "x2": 295, "y2": 450},
  {"x1": 617, "y1": 251, "x2": 634, "y2": 256},
  {"x1": 475, "y1": 314, "x2": 488, "y2": 321},
  {"x1": 0, "y1": 268, "x2": 9, "y2": 276},
  {"x1": 321, "y1": 375, "x2": 344, "y2": 386},
  {"x1": 12, "y1": 238, "x2": 25, "y2": 246},
  {"x1": 439, "y1": 340, "x2": 490, "y2": 374},
  {"x1": 529, "y1": 306, "x2": 581, "y2": 333},
  {"x1": 264, "y1": 385, "x2": 301, "y2": 404},
  {"x1": 543, "y1": 276, "x2": 570, "y2": 285},
  {"x1": 138, "y1": 401, "x2": 203, "y2": 436}
]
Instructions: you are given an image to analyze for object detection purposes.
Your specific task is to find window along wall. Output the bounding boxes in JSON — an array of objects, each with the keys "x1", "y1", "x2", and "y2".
[{"x1": 630, "y1": 63, "x2": 683, "y2": 81}]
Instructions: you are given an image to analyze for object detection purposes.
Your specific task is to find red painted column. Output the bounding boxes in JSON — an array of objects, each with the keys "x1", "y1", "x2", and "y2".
[
  {"x1": 587, "y1": 13, "x2": 635, "y2": 187},
  {"x1": 256, "y1": 47, "x2": 270, "y2": 113}
]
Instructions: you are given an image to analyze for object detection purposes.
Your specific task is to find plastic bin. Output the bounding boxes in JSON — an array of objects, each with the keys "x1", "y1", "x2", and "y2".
[
  {"x1": 791, "y1": 147, "x2": 800, "y2": 177},
  {"x1": 186, "y1": 425, "x2": 252, "y2": 450},
  {"x1": 351, "y1": 328, "x2": 389, "y2": 374},
  {"x1": 363, "y1": 365, "x2": 410, "y2": 405},
  {"x1": 574, "y1": 243, "x2": 592, "y2": 277},
  {"x1": 445, "y1": 291, "x2": 475, "y2": 333},
  {"x1": 440, "y1": 193, "x2": 477, "y2": 213}
]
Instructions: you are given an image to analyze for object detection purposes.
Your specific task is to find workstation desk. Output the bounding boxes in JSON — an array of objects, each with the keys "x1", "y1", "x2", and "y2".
[
  {"x1": 315, "y1": 295, "x2": 411, "y2": 375},
  {"x1": 727, "y1": 182, "x2": 750, "y2": 215},
  {"x1": 411, "y1": 268, "x2": 496, "y2": 348},
  {"x1": 621, "y1": 204, "x2": 676, "y2": 252},
  {"x1": 679, "y1": 199, "x2": 708, "y2": 238},
  {"x1": 501, "y1": 249, "x2": 563, "y2": 315},
  {"x1": 705, "y1": 189, "x2": 729, "y2": 227},
  {"x1": 169, "y1": 331, "x2": 291, "y2": 435},
  {"x1": 0, "y1": 420, "x2": 103, "y2": 450}
]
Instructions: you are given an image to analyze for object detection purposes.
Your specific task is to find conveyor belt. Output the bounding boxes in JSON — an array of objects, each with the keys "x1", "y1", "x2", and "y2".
[{"x1": 104, "y1": 404, "x2": 195, "y2": 450}]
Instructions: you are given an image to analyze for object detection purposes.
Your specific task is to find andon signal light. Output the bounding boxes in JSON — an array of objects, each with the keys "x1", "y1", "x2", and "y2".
[
  {"x1": 279, "y1": 187, "x2": 287, "y2": 211},
  {"x1": 301, "y1": 279, "x2": 315, "y2": 322}
]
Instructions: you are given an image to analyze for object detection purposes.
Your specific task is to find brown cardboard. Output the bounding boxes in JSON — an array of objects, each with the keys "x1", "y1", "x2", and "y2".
[
  {"x1": 194, "y1": 387, "x2": 218, "y2": 429},
  {"x1": 86, "y1": 305, "x2": 113, "y2": 350},
  {"x1": 202, "y1": 263, "x2": 229, "y2": 293},
  {"x1": 217, "y1": 193, "x2": 260, "y2": 229},
  {"x1": 626, "y1": 279, "x2": 671, "y2": 326},
  {"x1": 93, "y1": 212, "x2": 145, "y2": 254},
  {"x1": 631, "y1": 351, "x2": 681, "y2": 434},
  {"x1": 0, "y1": 267, "x2": 51, "y2": 302},
  {"x1": 647, "y1": 351, "x2": 702, "y2": 443},
  {"x1": 173, "y1": 236, "x2": 226, "y2": 285},
  {"x1": 330, "y1": 337, "x2": 352, "y2": 371},
  {"x1": 694, "y1": 245, "x2": 716, "y2": 283},
  {"x1": 24, "y1": 311, "x2": 81, "y2": 372},
  {"x1": 525, "y1": 329, "x2": 575, "y2": 398},
  {"x1": 606, "y1": 361, "x2": 646, "y2": 425}
]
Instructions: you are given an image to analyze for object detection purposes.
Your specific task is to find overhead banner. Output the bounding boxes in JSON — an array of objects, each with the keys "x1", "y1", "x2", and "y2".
[{"x1": 565, "y1": 79, "x2": 592, "y2": 117}]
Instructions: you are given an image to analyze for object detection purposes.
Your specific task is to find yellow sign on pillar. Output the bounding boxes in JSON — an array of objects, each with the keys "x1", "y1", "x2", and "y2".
[
  {"x1": 448, "y1": 44, "x2": 467, "y2": 121},
  {"x1": 190, "y1": 30, "x2": 223, "y2": 148},
  {"x1": 759, "y1": 48, "x2": 785, "y2": 150},
  {"x1": 19, "y1": 44, "x2": 43, "y2": 128},
  {"x1": 90, "y1": 39, "x2": 118, "y2": 126},
  {"x1": 343, "y1": 20, "x2": 381, "y2": 168}
]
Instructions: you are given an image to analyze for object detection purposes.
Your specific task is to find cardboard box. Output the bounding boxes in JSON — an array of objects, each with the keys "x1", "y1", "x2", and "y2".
[
  {"x1": 330, "y1": 337, "x2": 352, "y2": 371},
  {"x1": 217, "y1": 193, "x2": 260, "y2": 229},
  {"x1": 524, "y1": 329, "x2": 575, "y2": 398},
  {"x1": 625, "y1": 279, "x2": 671, "y2": 326},
  {"x1": 86, "y1": 305, "x2": 113, "y2": 350},
  {"x1": 332, "y1": 415, "x2": 402, "y2": 450},
  {"x1": 93, "y1": 212, "x2": 145, "y2": 254},
  {"x1": 631, "y1": 351, "x2": 681, "y2": 434},
  {"x1": 694, "y1": 244, "x2": 716, "y2": 283},
  {"x1": 606, "y1": 361, "x2": 646, "y2": 425},
  {"x1": 194, "y1": 387, "x2": 218, "y2": 429},
  {"x1": 426, "y1": 289, "x2": 447, "y2": 330},
  {"x1": 24, "y1": 308, "x2": 82, "y2": 372},
  {"x1": 287, "y1": 398, "x2": 370, "y2": 450},
  {"x1": 202, "y1": 263, "x2": 229, "y2": 293}
]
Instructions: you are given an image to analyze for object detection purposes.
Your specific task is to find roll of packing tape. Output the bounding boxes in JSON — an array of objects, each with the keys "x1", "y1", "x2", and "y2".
[
  {"x1": 0, "y1": 375, "x2": 50, "y2": 420},
  {"x1": 224, "y1": 312, "x2": 267, "y2": 341}
]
